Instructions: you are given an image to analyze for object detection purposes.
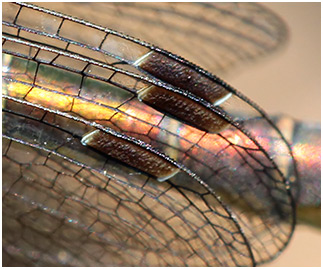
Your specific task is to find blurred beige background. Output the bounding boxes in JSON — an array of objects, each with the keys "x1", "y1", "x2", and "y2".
[
  {"x1": 228, "y1": 3, "x2": 321, "y2": 123},
  {"x1": 227, "y1": 3, "x2": 321, "y2": 267}
]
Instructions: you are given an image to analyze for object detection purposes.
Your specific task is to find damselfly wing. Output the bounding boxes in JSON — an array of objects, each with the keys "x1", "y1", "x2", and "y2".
[{"x1": 2, "y1": 2, "x2": 320, "y2": 267}]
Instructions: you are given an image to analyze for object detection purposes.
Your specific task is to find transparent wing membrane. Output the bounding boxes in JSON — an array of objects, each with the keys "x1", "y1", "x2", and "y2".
[
  {"x1": 3, "y1": 2, "x2": 297, "y2": 266},
  {"x1": 10, "y1": 2, "x2": 287, "y2": 76}
]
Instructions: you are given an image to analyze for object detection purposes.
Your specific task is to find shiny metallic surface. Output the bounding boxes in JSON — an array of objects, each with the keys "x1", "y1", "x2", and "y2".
[{"x1": 2, "y1": 2, "x2": 320, "y2": 267}]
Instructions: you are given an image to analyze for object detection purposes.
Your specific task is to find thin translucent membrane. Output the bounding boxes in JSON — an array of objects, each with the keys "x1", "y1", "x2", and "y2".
[
  {"x1": 3, "y1": 2, "x2": 296, "y2": 267},
  {"x1": 22, "y1": 2, "x2": 288, "y2": 76},
  {"x1": 3, "y1": 97, "x2": 253, "y2": 267}
]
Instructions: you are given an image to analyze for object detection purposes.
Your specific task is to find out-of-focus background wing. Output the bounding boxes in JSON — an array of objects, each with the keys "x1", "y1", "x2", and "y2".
[{"x1": 32, "y1": 3, "x2": 288, "y2": 77}]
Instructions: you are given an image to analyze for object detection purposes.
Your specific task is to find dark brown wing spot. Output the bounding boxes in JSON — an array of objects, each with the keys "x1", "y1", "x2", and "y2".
[
  {"x1": 137, "y1": 51, "x2": 230, "y2": 104},
  {"x1": 138, "y1": 86, "x2": 229, "y2": 133},
  {"x1": 81, "y1": 130, "x2": 179, "y2": 181}
]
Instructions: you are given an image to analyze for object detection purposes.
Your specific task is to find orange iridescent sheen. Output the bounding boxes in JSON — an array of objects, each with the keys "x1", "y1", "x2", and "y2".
[
  {"x1": 72, "y1": 99, "x2": 115, "y2": 120},
  {"x1": 4, "y1": 81, "x2": 31, "y2": 98},
  {"x1": 293, "y1": 143, "x2": 321, "y2": 163},
  {"x1": 26, "y1": 88, "x2": 73, "y2": 111},
  {"x1": 119, "y1": 99, "x2": 163, "y2": 126}
]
